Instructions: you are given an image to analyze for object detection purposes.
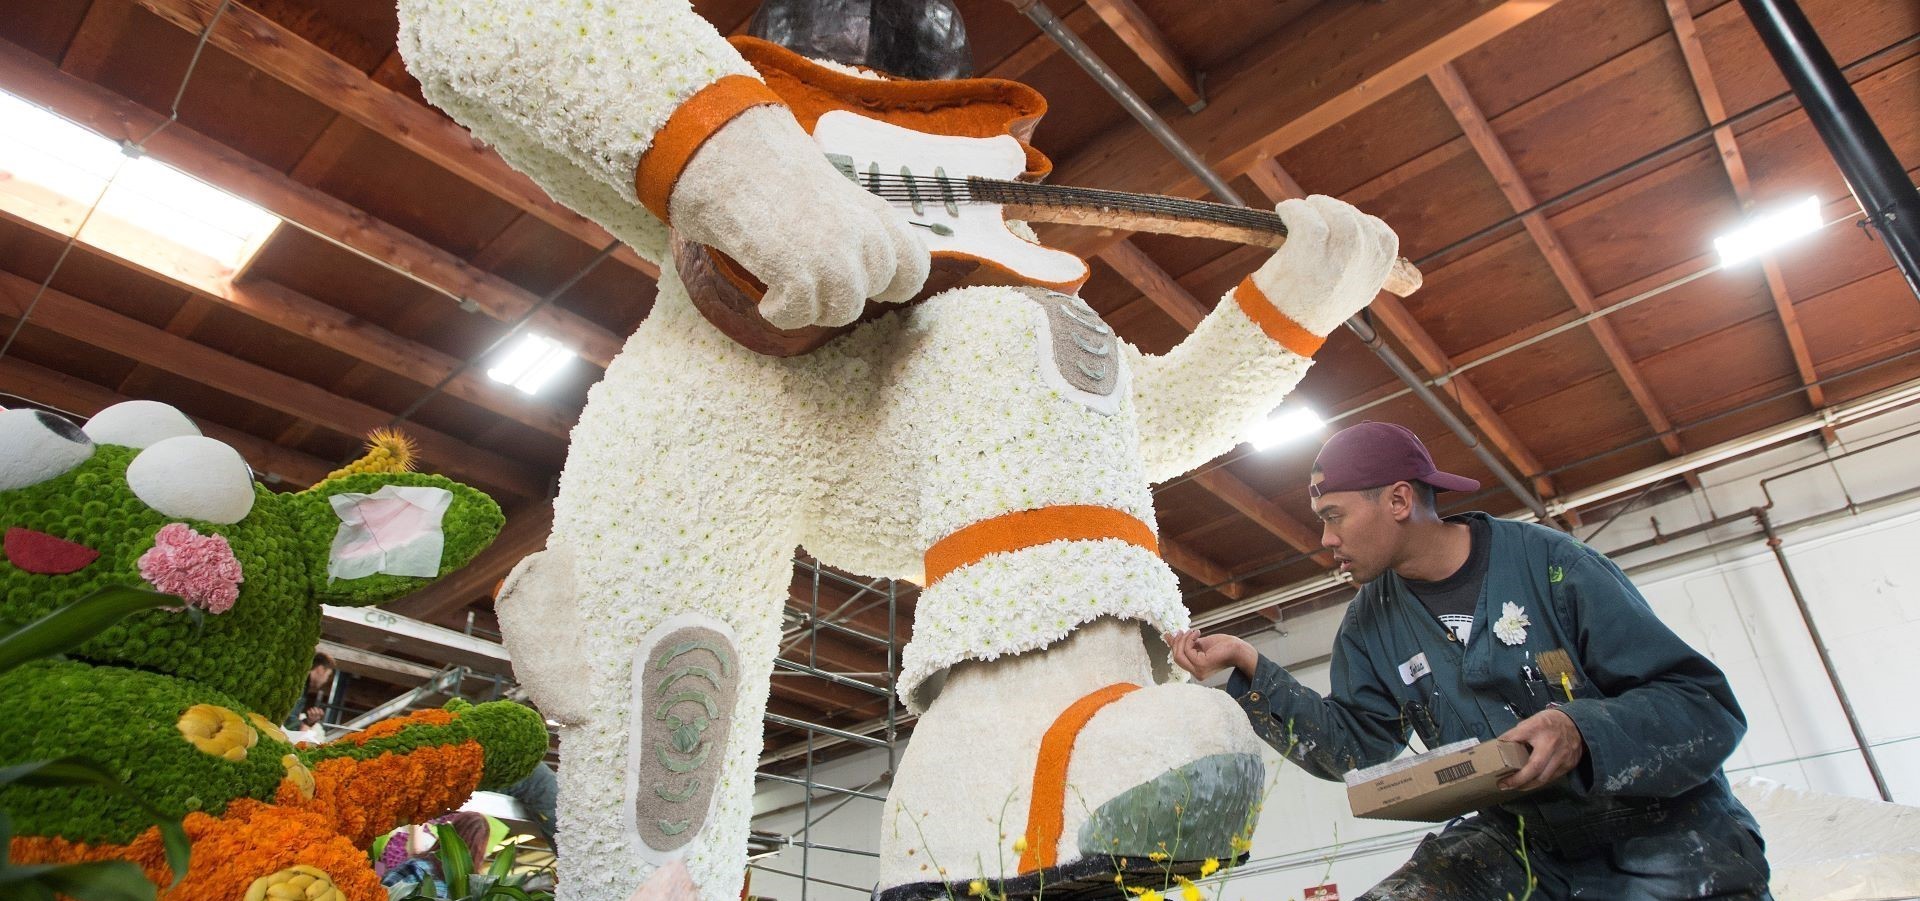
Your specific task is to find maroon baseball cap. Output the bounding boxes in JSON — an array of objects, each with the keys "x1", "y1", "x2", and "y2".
[{"x1": 1310, "y1": 421, "x2": 1479, "y2": 497}]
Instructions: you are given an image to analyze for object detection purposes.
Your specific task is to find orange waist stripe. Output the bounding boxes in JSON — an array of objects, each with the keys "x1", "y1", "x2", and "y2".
[{"x1": 923, "y1": 505, "x2": 1159, "y2": 587}]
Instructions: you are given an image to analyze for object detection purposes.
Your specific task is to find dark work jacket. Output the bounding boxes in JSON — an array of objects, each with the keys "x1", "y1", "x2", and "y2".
[{"x1": 1225, "y1": 513, "x2": 1761, "y2": 856}]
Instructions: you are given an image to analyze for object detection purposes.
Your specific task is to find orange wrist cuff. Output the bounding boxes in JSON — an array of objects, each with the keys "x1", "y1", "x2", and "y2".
[
  {"x1": 635, "y1": 75, "x2": 786, "y2": 223},
  {"x1": 1233, "y1": 277, "x2": 1326, "y2": 358}
]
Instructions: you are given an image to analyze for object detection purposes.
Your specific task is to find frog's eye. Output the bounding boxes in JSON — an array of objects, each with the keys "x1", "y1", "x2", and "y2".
[
  {"x1": 83, "y1": 400, "x2": 201, "y2": 448},
  {"x1": 0, "y1": 408, "x2": 94, "y2": 490},
  {"x1": 127, "y1": 436, "x2": 256, "y2": 524}
]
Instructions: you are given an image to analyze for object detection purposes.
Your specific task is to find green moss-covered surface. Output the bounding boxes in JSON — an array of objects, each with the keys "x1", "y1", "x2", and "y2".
[
  {"x1": 0, "y1": 659, "x2": 295, "y2": 844},
  {"x1": 300, "y1": 699, "x2": 549, "y2": 791}
]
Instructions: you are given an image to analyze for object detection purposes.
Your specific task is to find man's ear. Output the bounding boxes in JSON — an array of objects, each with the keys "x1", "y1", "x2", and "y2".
[
  {"x1": 286, "y1": 471, "x2": 505, "y2": 607},
  {"x1": 1387, "y1": 480, "x2": 1418, "y2": 524}
]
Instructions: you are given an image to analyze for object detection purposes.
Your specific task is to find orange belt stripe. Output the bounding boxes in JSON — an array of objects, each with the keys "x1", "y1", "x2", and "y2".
[
  {"x1": 1233, "y1": 277, "x2": 1326, "y2": 359},
  {"x1": 635, "y1": 75, "x2": 786, "y2": 223},
  {"x1": 1018, "y1": 682, "x2": 1141, "y2": 874},
  {"x1": 922, "y1": 505, "x2": 1159, "y2": 587}
]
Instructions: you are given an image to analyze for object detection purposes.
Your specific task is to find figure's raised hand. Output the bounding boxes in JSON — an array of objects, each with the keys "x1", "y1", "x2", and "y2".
[
  {"x1": 1249, "y1": 195, "x2": 1398, "y2": 339},
  {"x1": 669, "y1": 106, "x2": 930, "y2": 330}
]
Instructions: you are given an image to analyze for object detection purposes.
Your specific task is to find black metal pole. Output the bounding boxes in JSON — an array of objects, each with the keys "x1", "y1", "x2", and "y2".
[{"x1": 1738, "y1": 0, "x2": 1920, "y2": 299}]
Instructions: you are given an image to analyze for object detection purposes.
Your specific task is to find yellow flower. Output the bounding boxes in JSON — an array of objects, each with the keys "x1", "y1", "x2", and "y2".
[
  {"x1": 1229, "y1": 835, "x2": 1252, "y2": 854},
  {"x1": 1147, "y1": 851, "x2": 1169, "y2": 862},
  {"x1": 1012, "y1": 836, "x2": 1028, "y2": 855},
  {"x1": 244, "y1": 865, "x2": 344, "y2": 901},
  {"x1": 246, "y1": 712, "x2": 289, "y2": 744},
  {"x1": 968, "y1": 880, "x2": 987, "y2": 897},
  {"x1": 1180, "y1": 882, "x2": 1203, "y2": 901},
  {"x1": 1199, "y1": 858, "x2": 1220, "y2": 878},
  {"x1": 281, "y1": 754, "x2": 316, "y2": 799},
  {"x1": 1140, "y1": 890, "x2": 1164, "y2": 901},
  {"x1": 177, "y1": 704, "x2": 257, "y2": 762}
]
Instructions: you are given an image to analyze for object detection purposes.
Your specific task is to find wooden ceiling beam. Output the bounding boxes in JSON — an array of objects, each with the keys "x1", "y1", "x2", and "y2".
[
  {"x1": 1428, "y1": 63, "x2": 1686, "y2": 459},
  {"x1": 0, "y1": 354, "x2": 334, "y2": 485},
  {"x1": 1042, "y1": 0, "x2": 1561, "y2": 257},
  {"x1": 388, "y1": 502, "x2": 554, "y2": 619},
  {"x1": 0, "y1": 267, "x2": 549, "y2": 499},
  {"x1": 59, "y1": 0, "x2": 135, "y2": 80},
  {"x1": 124, "y1": 0, "x2": 661, "y2": 282},
  {"x1": 1663, "y1": 0, "x2": 1824, "y2": 410},
  {"x1": 1085, "y1": 0, "x2": 1203, "y2": 108},
  {"x1": 0, "y1": 176, "x2": 576, "y2": 440},
  {"x1": 988, "y1": 3, "x2": 1103, "y2": 81},
  {"x1": 1245, "y1": 158, "x2": 1557, "y2": 498},
  {"x1": 1188, "y1": 467, "x2": 1333, "y2": 568},
  {"x1": 1158, "y1": 534, "x2": 1248, "y2": 602},
  {"x1": 1093, "y1": 238, "x2": 1331, "y2": 577},
  {"x1": 0, "y1": 42, "x2": 625, "y2": 367}
]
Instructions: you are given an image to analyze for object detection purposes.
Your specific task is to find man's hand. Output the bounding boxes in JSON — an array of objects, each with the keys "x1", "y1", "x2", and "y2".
[
  {"x1": 1497, "y1": 708, "x2": 1586, "y2": 792},
  {"x1": 1249, "y1": 196, "x2": 1398, "y2": 338},
  {"x1": 670, "y1": 105, "x2": 929, "y2": 330},
  {"x1": 304, "y1": 705, "x2": 325, "y2": 727},
  {"x1": 1165, "y1": 629, "x2": 1257, "y2": 682}
]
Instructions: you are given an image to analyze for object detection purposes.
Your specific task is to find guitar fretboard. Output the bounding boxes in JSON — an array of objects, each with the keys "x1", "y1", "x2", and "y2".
[{"x1": 851, "y1": 171, "x2": 1290, "y2": 236}]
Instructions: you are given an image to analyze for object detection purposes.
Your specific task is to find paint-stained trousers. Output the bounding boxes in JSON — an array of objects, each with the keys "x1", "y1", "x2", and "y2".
[{"x1": 1358, "y1": 808, "x2": 1773, "y2": 901}]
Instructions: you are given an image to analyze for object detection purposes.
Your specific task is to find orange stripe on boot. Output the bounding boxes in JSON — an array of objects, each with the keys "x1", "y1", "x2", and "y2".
[
  {"x1": 1018, "y1": 683, "x2": 1141, "y2": 874},
  {"x1": 1232, "y1": 277, "x2": 1326, "y2": 358},
  {"x1": 635, "y1": 74, "x2": 786, "y2": 223},
  {"x1": 923, "y1": 506, "x2": 1159, "y2": 587}
]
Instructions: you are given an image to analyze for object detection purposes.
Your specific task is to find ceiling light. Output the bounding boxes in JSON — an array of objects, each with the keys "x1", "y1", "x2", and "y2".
[
  {"x1": 0, "y1": 90, "x2": 280, "y2": 272},
  {"x1": 1714, "y1": 196, "x2": 1821, "y2": 265},
  {"x1": 487, "y1": 334, "x2": 575, "y2": 395},
  {"x1": 1248, "y1": 406, "x2": 1324, "y2": 451}
]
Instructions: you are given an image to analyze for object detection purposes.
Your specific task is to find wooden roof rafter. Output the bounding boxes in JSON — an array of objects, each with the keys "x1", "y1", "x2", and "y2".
[
  {"x1": 1427, "y1": 62, "x2": 1688, "y2": 460},
  {"x1": 1662, "y1": 0, "x2": 1826, "y2": 412},
  {"x1": 122, "y1": 0, "x2": 662, "y2": 281}
]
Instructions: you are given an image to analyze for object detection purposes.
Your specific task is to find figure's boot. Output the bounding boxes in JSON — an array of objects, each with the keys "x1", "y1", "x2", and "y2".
[{"x1": 878, "y1": 618, "x2": 1267, "y2": 901}]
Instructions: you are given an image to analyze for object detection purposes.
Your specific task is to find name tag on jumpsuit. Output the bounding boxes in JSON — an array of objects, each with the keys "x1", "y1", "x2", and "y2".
[{"x1": 1399, "y1": 652, "x2": 1432, "y2": 685}]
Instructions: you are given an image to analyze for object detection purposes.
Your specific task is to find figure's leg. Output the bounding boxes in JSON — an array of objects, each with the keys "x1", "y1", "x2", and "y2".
[
  {"x1": 856, "y1": 288, "x2": 1267, "y2": 899},
  {"x1": 502, "y1": 286, "x2": 808, "y2": 901}
]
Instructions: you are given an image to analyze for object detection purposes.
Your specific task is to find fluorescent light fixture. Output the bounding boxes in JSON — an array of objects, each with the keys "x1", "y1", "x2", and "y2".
[
  {"x1": 1248, "y1": 406, "x2": 1324, "y2": 451},
  {"x1": 1713, "y1": 196, "x2": 1821, "y2": 265},
  {"x1": 0, "y1": 90, "x2": 280, "y2": 271},
  {"x1": 487, "y1": 333, "x2": 575, "y2": 395}
]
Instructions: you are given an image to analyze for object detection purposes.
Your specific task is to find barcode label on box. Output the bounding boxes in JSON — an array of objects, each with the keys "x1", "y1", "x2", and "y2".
[{"x1": 1434, "y1": 761, "x2": 1478, "y2": 785}]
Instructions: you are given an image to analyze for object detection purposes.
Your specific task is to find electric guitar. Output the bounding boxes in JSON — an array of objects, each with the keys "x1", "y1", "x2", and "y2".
[{"x1": 675, "y1": 109, "x2": 1423, "y2": 357}]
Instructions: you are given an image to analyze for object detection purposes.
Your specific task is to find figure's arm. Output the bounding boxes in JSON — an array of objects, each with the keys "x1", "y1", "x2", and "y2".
[
  {"x1": 397, "y1": 0, "x2": 925, "y2": 328},
  {"x1": 1224, "y1": 626, "x2": 1412, "y2": 781},
  {"x1": 1550, "y1": 546, "x2": 1747, "y2": 798},
  {"x1": 1128, "y1": 197, "x2": 1396, "y2": 484},
  {"x1": 287, "y1": 700, "x2": 548, "y2": 848}
]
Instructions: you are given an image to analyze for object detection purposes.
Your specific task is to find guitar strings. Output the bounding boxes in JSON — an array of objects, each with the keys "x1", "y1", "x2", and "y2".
[{"x1": 850, "y1": 174, "x2": 1289, "y2": 233}]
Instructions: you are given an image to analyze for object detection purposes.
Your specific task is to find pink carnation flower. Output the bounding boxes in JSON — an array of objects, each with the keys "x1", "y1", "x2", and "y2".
[{"x1": 138, "y1": 523, "x2": 244, "y2": 614}]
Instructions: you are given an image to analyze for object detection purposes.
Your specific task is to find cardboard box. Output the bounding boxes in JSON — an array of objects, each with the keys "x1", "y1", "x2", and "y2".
[{"x1": 1347, "y1": 740, "x2": 1531, "y2": 822}]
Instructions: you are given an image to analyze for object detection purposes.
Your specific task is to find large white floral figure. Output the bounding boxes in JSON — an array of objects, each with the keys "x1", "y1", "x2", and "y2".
[{"x1": 398, "y1": 3, "x2": 1398, "y2": 900}]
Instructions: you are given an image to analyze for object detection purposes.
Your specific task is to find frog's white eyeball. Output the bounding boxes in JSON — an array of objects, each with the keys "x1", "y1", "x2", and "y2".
[
  {"x1": 0, "y1": 408, "x2": 93, "y2": 491},
  {"x1": 127, "y1": 436, "x2": 256, "y2": 524},
  {"x1": 83, "y1": 400, "x2": 202, "y2": 449}
]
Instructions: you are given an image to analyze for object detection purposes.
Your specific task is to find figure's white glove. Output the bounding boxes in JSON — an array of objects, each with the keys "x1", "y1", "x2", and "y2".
[
  {"x1": 1248, "y1": 195, "x2": 1399, "y2": 336},
  {"x1": 669, "y1": 106, "x2": 930, "y2": 329}
]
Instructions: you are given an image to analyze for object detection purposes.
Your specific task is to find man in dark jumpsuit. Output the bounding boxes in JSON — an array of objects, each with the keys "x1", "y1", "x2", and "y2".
[{"x1": 1168, "y1": 421, "x2": 1771, "y2": 900}]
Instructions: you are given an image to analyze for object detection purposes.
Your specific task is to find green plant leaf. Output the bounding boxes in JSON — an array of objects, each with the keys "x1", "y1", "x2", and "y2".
[
  {"x1": 436, "y1": 824, "x2": 473, "y2": 899},
  {"x1": 0, "y1": 586, "x2": 183, "y2": 675},
  {"x1": 0, "y1": 860, "x2": 158, "y2": 901},
  {"x1": 486, "y1": 844, "x2": 517, "y2": 879},
  {"x1": 0, "y1": 757, "x2": 190, "y2": 888},
  {"x1": 370, "y1": 830, "x2": 395, "y2": 868}
]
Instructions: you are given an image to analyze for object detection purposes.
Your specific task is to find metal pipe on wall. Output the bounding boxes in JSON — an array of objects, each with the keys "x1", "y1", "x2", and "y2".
[
  {"x1": 1004, "y1": 0, "x2": 1554, "y2": 521},
  {"x1": 1738, "y1": 0, "x2": 1920, "y2": 299},
  {"x1": 1754, "y1": 508, "x2": 1895, "y2": 802}
]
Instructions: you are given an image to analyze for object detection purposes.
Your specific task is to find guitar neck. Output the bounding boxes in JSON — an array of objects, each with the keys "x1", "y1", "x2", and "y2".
[{"x1": 963, "y1": 177, "x2": 1292, "y2": 250}]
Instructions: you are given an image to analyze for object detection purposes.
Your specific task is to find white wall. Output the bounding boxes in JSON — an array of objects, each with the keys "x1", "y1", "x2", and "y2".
[{"x1": 750, "y1": 404, "x2": 1920, "y2": 900}]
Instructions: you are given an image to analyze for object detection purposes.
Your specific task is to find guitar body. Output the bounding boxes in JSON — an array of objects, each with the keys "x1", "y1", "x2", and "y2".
[{"x1": 676, "y1": 111, "x2": 1089, "y2": 357}]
